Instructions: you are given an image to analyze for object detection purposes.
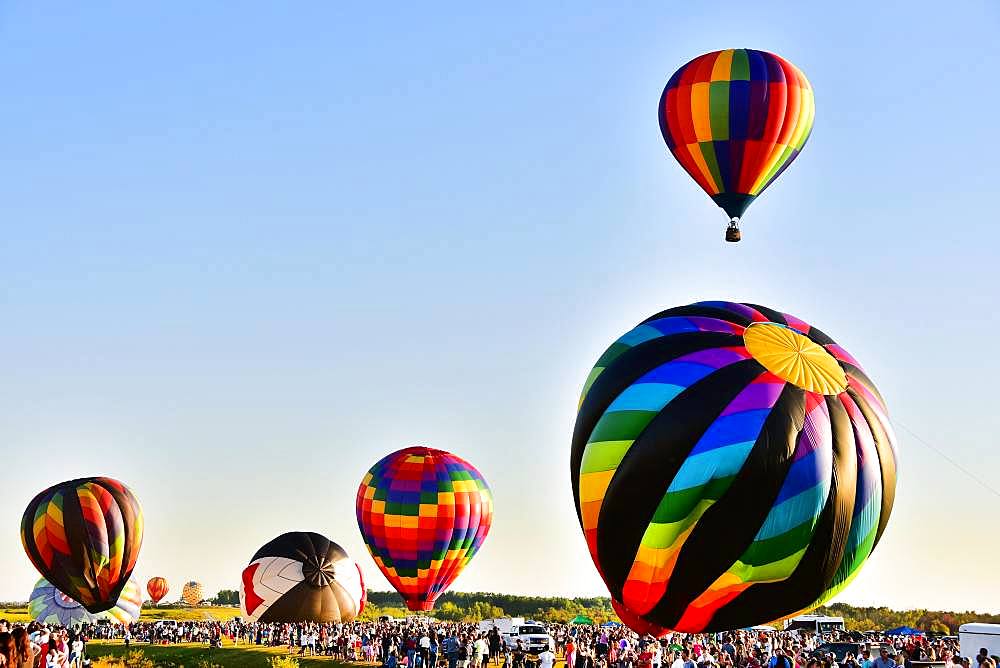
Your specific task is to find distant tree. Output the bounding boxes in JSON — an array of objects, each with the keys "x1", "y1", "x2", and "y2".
[
  {"x1": 930, "y1": 620, "x2": 950, "y2": 634},
  {"x1": 212, "y1": 590, "x2": 240, "y2": 606}
]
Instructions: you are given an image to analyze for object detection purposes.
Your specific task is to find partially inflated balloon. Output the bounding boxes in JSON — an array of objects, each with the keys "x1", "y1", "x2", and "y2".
[
  {"x1": 103, "y1": 578, "x2": 143, "y2": 624},
  {"x1": 357, "y1": 446, "x2": 493, "y2": 611},
  {"x1": 658, "y1": 49, "x2": 814, "y2": 240},
  {"x1": 240, "y1": 532, "x2": 366, "y2": 623},
  {"x1": 571, "y1": 301, "x2": 897, "y2": 632},
  {"x1": 29, "y1": 576, "x2": 142, "y2": 627},
  {"x1": 21, "y1": 477, "x2": 143, "y2": 613},
  {"x1": 29, "y1": 579, "x2": 98, "y2": 628},
  {"x1": 181, "y1": 581, "x2": 203, "y2": 606},
  {"x1": 146, "y1": 577, "x2": 169, "y2": 605}
]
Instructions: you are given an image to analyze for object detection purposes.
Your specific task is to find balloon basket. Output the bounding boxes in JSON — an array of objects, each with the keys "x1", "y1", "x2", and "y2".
[{"x1": 725, "y1": 220, "x2": 741, "y2": 242}]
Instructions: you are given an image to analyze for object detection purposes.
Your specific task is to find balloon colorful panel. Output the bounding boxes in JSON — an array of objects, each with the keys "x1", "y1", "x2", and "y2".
[
  {"x1": 21, "y1": 477, "x2": 143, "y2": 614},
  {"x1": 571, "y1": 302, "x2": 897, "y2": 632},
  {"x1": 356, "y1": 446, "x2": 493, "y2": 611},
  {"x1": 659, "y1": 49, "x2": 815, "y2": 222}
]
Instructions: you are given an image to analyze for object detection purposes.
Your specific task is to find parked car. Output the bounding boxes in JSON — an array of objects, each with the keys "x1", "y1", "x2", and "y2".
[{"x1": 811, "y1": 643, "x2": 867, "y2": 663}]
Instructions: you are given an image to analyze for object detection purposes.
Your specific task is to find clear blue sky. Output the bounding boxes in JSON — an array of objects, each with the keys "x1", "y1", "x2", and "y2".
[{"x1": 2, "y1": 1, "x2": 999, "y2": 611}]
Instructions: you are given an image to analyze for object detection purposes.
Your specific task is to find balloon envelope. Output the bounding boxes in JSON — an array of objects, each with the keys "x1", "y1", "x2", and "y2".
[
  {"x1": 21, "y1": 477, "x2": 143, "y2": 613},
  {"x1": 571, "y1": 301, "x2": 897, "y2": 632},
  {"x1": 146, "y1": 577, "x2": 169, "y2": 604},
  {"x1": 240, "y1": 531, "x2": 365, "y2": 623},
  {"x1": 357, "y1": 446, "x2": 493, "y2": 611},
  {"x1": 181, "y1": 581, "x2": 203, "y2": 606},
  {"x1": 658, "y1": 49, "x2": 814, "y2": 224},
  {"x1": 30, "y1": 577, "x2": 142, "y2": 627}
]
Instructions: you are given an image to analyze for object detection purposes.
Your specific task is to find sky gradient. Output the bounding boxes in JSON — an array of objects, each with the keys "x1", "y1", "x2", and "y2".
[{"x1": 2, "y1": 2, "x2": 999, "y2": 612}]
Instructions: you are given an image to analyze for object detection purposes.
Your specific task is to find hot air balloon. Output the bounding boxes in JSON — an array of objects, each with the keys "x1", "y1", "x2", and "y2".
[
  {"x1": 356, "y1": 446, "x2": 493, "y2": 611},
  {"x1": 658, "y1": 49, "x2": 815, "y2": 241},
  {"x1": 21, "y1": 477, "x2": 143, "y2": 613},
  {"x1": 181, "y1": 581, "x2": 203, "y2": 606},
  {"x1": 146, "y1": 577, "x2": 169, "y2": 605},
  {"x1": 29, "y1": 576, "x2": 143, "y2": 627},
  {"x1": 29, "y1": 579, "x2": 99, "y2": 628},
  {"x1": 103, "y1": 577, "x2": 143, "y2": 624},
  {"x1": 571, "y1": 301, "x2": 897, "y2": 632},
  {"x1": 240, "y1": 531, "x2": 366, "y2": 623}
]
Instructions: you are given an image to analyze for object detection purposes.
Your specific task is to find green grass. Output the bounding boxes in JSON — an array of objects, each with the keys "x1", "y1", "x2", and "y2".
[
  {"x1": 88, "y1": 640, "x2": 354, "y2": 667},
  {"x1": 138, "y1": 607, "x2": 243, "y2": 621},
  {"x1": 0, "y1": 608, "x2": 32, "y2": 623},
  {"x1": 0, "y1": 606, "x2": 242, "y2": 624}
]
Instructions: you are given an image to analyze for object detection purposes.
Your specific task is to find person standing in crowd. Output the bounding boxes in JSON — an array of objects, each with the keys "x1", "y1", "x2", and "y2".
[
  {"x1": 421, "y1": 630, "x2": 433, "y2": 668},
  {"x1": 445, "y1": 629, "x2": 461, "y2": 668},
  {"x1": 767, "y1": 646, "x2": 791, "y2": 668},
  {"x1": 475, "y1": 634, "x2": 489, "y2": 668},
  {"x1": 69, "y1": 634, "x2": 84, "y2": 668},
  {"x1": 566, "y1": 636, "x2": 577, "y2": 668},
  {"x1": 489, "y1": 628, "x2": 502, "y2": 666},
  {"x1": 0, "y1": 632, "x2": 14, "y2": 668},
  {"x1": 873, "y1": 648, "x2": 896, "y2": 668},
  {"x1": 11, "y1": 627, "x2": 35, "y2": 668}
]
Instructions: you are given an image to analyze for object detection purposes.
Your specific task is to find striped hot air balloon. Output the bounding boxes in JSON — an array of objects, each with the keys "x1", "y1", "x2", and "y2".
[
  {"x1": 658, "y1": 49, "x2": 815, "y2": 241},
  {"x1": 21, "y1": 477, "x2": 143, "y2": 614},
  {"x1": 571, "y1": 301, "x2": 897, "y2": 633},
  {"x1": 356, "y1": 446, "x2": 493, "y2": 611},
  {"x1": 146, "y1": 577, "x2": 169, "y2": 605}
]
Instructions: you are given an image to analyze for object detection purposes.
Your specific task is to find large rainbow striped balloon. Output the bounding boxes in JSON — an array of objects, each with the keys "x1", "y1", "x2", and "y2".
[
  {"x1": 571, "y1": 301, "x2": 897, "y2": 632},
  {"x1": 21, "y1": 477, "x2": 143, "y2": 614},
  {"x1": 356, "y1": 446, "x2": 493, "y2": 611},
  {"x1": 658, "y1": 49, "x2": 814, "y2": 236}
]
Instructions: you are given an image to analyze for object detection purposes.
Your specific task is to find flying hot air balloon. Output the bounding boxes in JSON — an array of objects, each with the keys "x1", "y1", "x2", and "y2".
[
  {"x1": 21, "y1": 477, "x2": 143, "y2": 614},
  {"x1": 571, "y1": 301, "x2": 897, "y2": 632},
  {"x1": 658, "y1": 49, "x2": 815, "y2": 241},
  {"x1": 240, "y1": 531, "x2": 366, "y2": 623},
  {"x1": 147, "y1": 577, "x2": 169, "y2": 605},
  {"x1": 181, "y1": 581, "x2": 203, "y2": 606},
  {"x1": 356, "y1": 446, "x2": 493, "y2": 611}
]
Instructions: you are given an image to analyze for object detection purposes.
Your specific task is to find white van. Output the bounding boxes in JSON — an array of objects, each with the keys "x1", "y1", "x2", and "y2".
[
  {"x1": 960, "y1": 624, "x2": 1000, "y2": 659},
  {"x1": 478, "y1": 618, "x2": 554, "y2": 654}
]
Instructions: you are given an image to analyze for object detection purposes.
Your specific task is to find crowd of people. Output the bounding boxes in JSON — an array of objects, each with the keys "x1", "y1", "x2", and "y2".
[{"x1": 0, "y1": 616, "x2": 995, "y2": 668}]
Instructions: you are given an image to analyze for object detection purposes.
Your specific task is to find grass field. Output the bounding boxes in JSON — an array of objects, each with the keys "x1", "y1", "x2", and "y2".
[
  {"x1": 88, "y1": 640, "x2": 352, "y2": 667},
  {"x1": 0, "y1": 606, "x2": 243, "y2": 624}
]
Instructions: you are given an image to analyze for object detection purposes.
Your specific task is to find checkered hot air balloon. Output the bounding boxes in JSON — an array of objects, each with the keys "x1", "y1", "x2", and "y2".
[
  {"x1": 571, "y1": 301, "x2": 897, "y2": 633},
  {"x1": 21, "y1": 477, "x2": 143, "y2": 614},
  {"x1": 356, "y1": 446, "x2": 493, "y2": 611},
  {"x1": 181, "y1": 581, "x2": 203, "y2": 606},
  {"x1": 658, "y1": 49, "x2": 815, "y2": 241}
]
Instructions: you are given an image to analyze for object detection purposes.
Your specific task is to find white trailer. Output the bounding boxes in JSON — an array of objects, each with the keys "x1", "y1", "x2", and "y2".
[{"x1": 960, "y1": 624, "x2": 1000, "y2": 660}]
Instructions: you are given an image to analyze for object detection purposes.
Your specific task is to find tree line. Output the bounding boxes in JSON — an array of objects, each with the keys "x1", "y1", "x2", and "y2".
[{"x1": 360, "y1": 592, "x2": 1000, "y2": 634}]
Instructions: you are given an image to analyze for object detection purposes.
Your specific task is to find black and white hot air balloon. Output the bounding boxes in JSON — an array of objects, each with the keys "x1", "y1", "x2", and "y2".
[{"x1": 239, "y1": 532, "x2": 366, "y2": 622}]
